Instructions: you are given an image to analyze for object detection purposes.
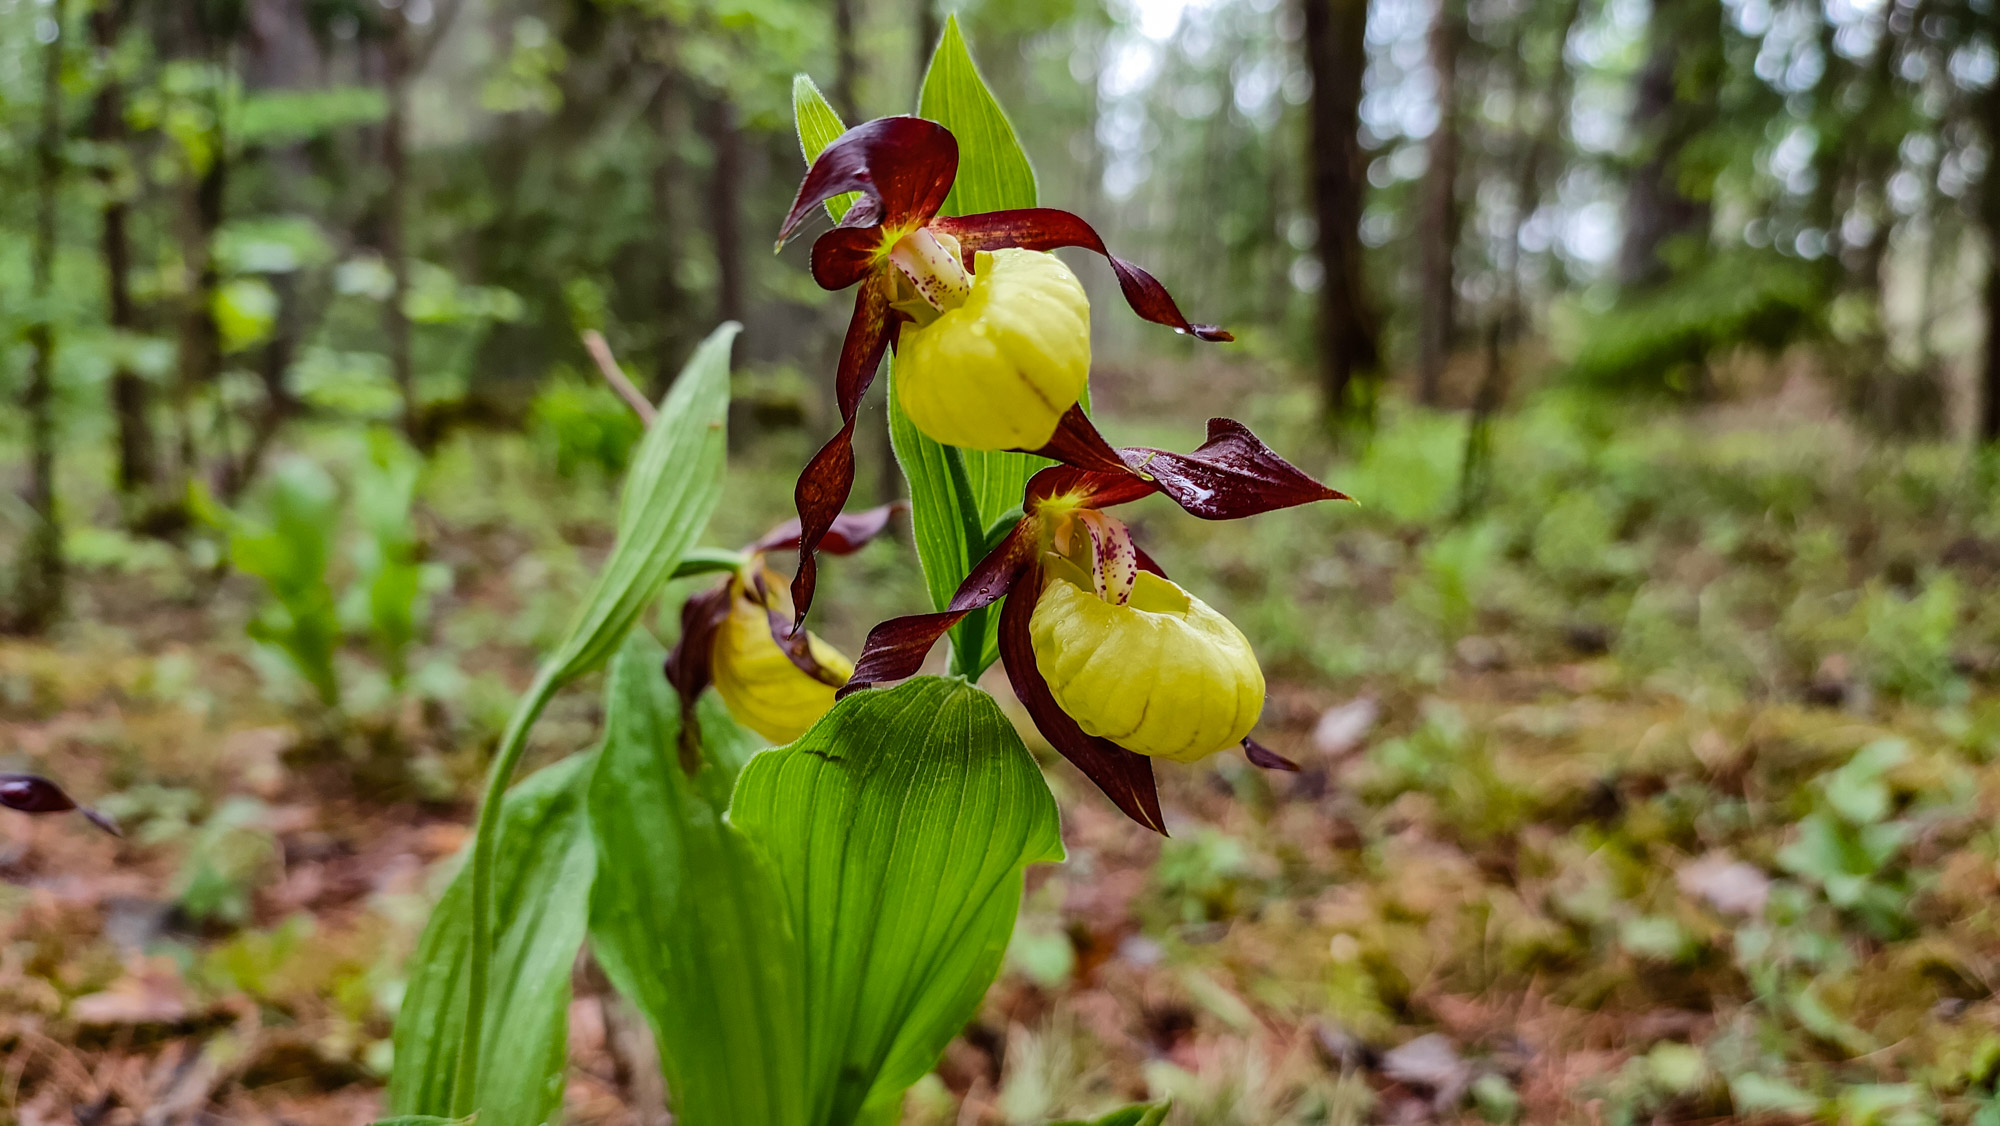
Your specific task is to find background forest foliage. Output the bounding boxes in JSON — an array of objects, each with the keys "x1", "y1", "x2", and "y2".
[{"x1": 7, "y1": 0, "x2": 2000, "y2": 1123}]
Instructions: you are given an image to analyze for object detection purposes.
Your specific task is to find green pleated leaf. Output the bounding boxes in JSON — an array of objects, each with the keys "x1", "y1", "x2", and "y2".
[
  {"x1": 387, "y1": 752, "x2": 598, "y2": 1126},
  {"x1": 730, "y1": 678, "x2": 1065, "y2": 1126},
  {"x1": 792, "y1": 75, "x2": 859, "y2": 223},
  {"x1": 544, "y1": 322, "x2": 735, "y2": 684},
  {"x1": 586, "y1": 631, "x2": 810, "y2": 1126}
]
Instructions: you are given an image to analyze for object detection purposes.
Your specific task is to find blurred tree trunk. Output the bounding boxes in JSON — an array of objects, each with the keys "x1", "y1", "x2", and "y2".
[
  {"x1": 173, "y1": 115, "x2": 227, "y2": 482},
  {"x1": 833, "y1": 0, "x2": 860, "y2": 122},
  {"x1": 652, "y1": 69, "x2": 693, "y2": 393},
  {"x1": 1461, "y1": 0, "x2": 1583, "y2": 511},
  {"x1": 1300, "y1": 0, "x2": 1381, "y2": 429},
  {"x1": 1616, "y1": 0, "x2": 1723, "y2": 289},
  {"x1": 384, "y1": 9, "x2": 419, "y2": 444},
  {"x1": 701, "y1": 95, "x2": 747, "y2": 329},
  {"x1": 90, "y1": 2, "x2": 160, "y2": 509},
  {"x1": 1416, "y1": 0, "x2": 1465, "y2": 406},
  {"x1": 915, "y1": 0, "x2": 939, "y2": 85},
  {"x1": 13, "y1": 0, "x2": 67, "y2": 634},
  {"x1": 1982, "y1": 34, "x2": 2000, "y2": 443}
]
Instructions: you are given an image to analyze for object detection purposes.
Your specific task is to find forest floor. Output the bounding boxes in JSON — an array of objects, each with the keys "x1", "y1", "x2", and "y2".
[{"x1": 5, "y1": 363, "x2": 2000, "y2": 1125}]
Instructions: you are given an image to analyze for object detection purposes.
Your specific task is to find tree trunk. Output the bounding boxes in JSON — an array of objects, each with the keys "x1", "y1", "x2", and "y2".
[
  {"x1": 915, "y1": 0, "x2": 939, "y2": 86},
  {"x1": 1615, "y1": 0, "x2": 1724, "y2": 290},
  {"x1": 1415, "y1": 0, "x2": 1464, "y2": 406},
  {"x1": 173, "y1": 114, "x2": 228, "y2": 480},
  {"x1": 701, "y1": 95, "x2": 747, "y2": 329},
  {"x1": 1300, "y1": 0, "x2": 1380, "y2": 429},
  {"x1": 90, "y1": 4, "x2": 159, "y2": 504},
  {"x1": 651, "y1": 70, "x2": 692, "y2": 393},
  {"x1": 13, "y1": 0, "x2": 67, "y2": 634},
  {"x1": 384, "y1": 11, "x2": 419, "y2": 444},
  {"x1": 833, "y1": 0, "x2": 860, "y2": 122},
  {"x1": 1982, "y1": 38, "x2": 2000, "y2": 443}
]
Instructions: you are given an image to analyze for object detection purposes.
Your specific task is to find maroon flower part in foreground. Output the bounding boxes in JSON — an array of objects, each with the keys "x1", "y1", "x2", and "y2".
[
  {"x1": 840, "y1": 410, "x2": 1347, "y2": 833},
  {"x1": 776, "y1": 116, "x2": 1233, "y2": 627},
  {"x1": 1, "y1": 774, "x2": 121, "y2": 836}
]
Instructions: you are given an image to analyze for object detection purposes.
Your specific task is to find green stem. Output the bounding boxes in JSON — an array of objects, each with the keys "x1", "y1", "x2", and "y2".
[
  {"x1": 941, "y1": 445, "x2": 993, "y2": 681},
  {"x1": 451, "y1": 662, "x2": 560, "y2": 1118}
]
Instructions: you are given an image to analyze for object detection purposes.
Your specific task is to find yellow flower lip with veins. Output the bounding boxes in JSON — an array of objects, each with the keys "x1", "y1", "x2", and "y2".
[
  {"x1": 896, "y1": 247, "x2": 1091, "y2": 451},
  {"x1": 711, "y1": 572, "x2": 853, "y2": 744},
  {"x1": 1029, "y1": 569, "x2": 1265, "y2": 762}
]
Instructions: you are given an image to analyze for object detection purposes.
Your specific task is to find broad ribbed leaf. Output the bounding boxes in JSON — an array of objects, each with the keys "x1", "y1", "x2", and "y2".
[
  {"x1": 730, "y1": 678, "x2": 1064, "y2": 1126},
  {"x1": 587, "y1": 632, "x2": 810, "y2": 1126},
  {"x1": 388, "y1": 753, "x2": 597, "y2": 1126},
  {"x1": 545, "y1": 323, "x2": 735, "y2": 682}
]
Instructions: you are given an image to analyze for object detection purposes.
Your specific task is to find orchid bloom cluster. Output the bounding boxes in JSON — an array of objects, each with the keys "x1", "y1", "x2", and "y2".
[
  {"x1": 774, "y1": 116, "x2": 1232, "y2": 622},
  {"x1": 707, "y1": 115, "x2": 1348, "y2": 832}
]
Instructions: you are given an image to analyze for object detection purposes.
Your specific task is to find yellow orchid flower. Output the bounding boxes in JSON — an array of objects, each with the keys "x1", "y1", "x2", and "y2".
[
  {"x1": 895, "y1": 245, "x2": 1091, "y2": 451},
  {"x1": 710, "y1": 568, "x2": 853, "y2": 744},
  {"x1": 1029, "y1": 566, "x2": 1264, "y2": 763},
  {"x1": 666, "y1": 505, "x2": 900, "y2": 756}
]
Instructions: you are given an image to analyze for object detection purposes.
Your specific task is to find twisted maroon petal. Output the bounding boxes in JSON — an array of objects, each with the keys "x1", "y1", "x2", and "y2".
[
  {"x1": 749, "y1": 572, "x2": 848, "y2": 689},
  {"x1": 664, "y1": 583, "x2": 737, "y2": 771},
  {"x1": 791, "y1": 273, "x2": 900, "y2": 624},
  {"x1": 842, "y1": 520, "x2": 1038, "y2": 693},
  {"x1": 996, "y1": 563, "x2": 1167, "y2": 834},
  {"x1": 778, "y1": 117, "x2": 958, "y2": 249},
  {"x1": 0, "y1": 774, "x2": 120, "y2": 836},
  {"x1": 1242, "y1": 737, "x2": 1300, "y2": 772},
  {"x1": 931, "y1": 208, "x2": 1232, "y2": 342},
  {"x1": 750, "y1": 501, "x2": 906, "y2": 557}
]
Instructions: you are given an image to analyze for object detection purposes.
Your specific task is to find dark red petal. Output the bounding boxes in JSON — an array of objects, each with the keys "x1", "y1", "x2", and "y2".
[
  {"x1": 777, "y1": 117, "x2": 958, "y2": 247},
  {"x1": 1027, "y1": 415, "x2": 1347, "y2": 522},
  {"x1": 1024, "y1": 463, "x2": 1155, "y2": 512},
  {"x1": 749, "y1": 501, "x2": 907, "y2": 556},
  {"x1": 750, "y1": 573, "x2": 847, "y2": 688},
  {"x1": 791, "y1": 274, "x2": 900, "y2": 624},
  {"x1": 1129, "y1": 418, "x2": 1350, "y2": 519},
  {"x1": 0, "y1": 774, "x2": 120, "y2": 836},
  {"x1": 842, "y1": 521, "x2": 1037, "y2": 693},
  {"x1": 810, "y1": 228, "x2": 889, "y2": 291},
  {"x1": 1022, "y1": 404, "x2": 1127, "y2": 475},
  {"x1": 930, "y1": 208, "x2": 1232, "y2": 342},
  {"x1": 664, "y1": 583, "x2": 736, "y2": 771},
  {"x1": 0, "y1": 773, "x2": 77, "y2": 814},
  {"x1": 996, "y1": 564, "x2": 1167, "y2": 834},
  {"x1": 1242, "y1": 738, "x2": 1301, "y2": 772}
]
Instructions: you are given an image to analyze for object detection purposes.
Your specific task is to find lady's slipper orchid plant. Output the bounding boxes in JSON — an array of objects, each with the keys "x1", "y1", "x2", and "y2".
[
  {"x1": 664, "y1": 504, "x2": 901, "y2": 761},
  {"x1": 775, "y1": 116, "x2": 1232, "y2": 624},
  {"x1": 840, "y1": 409, "x2": 1346, "y2": 832}
]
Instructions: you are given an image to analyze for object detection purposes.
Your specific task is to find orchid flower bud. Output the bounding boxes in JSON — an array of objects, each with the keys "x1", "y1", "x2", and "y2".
[
  {"x1": 1029, "y1": 568, "x2": 1265, "y2": 763},
  {"x1": 711, "y1": 571, "x2": 853, "y2": 743},
  {"x1": 895, "y1": 246, "x2": 1091, "y2": 451}
]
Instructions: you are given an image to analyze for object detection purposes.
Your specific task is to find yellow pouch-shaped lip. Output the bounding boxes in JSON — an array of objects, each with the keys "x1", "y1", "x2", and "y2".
[
  {"x1": 711, "y1": 576, "x2": 853, "y2": 744},
  {"x1": 1029, "y1": 571, "x2": 1265, "y2": 763},
  {"x1": 896, "y1": 248, "x2": 1091, "y2": 451}
]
